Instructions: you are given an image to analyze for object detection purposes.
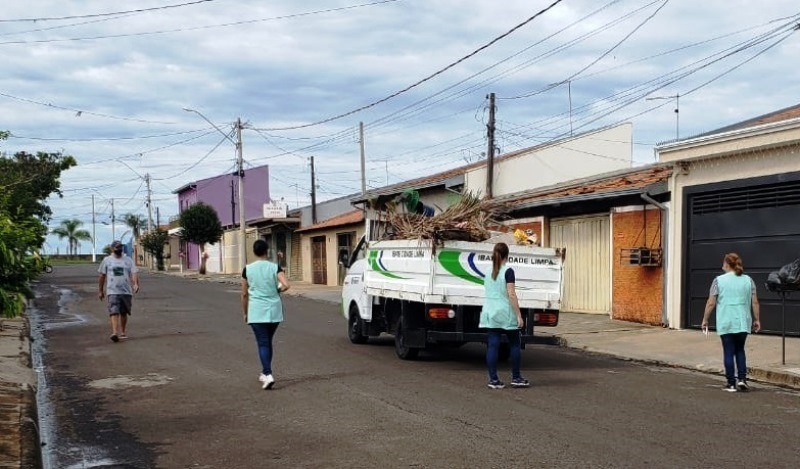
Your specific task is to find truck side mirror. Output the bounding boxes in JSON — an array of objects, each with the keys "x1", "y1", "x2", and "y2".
[{"x1": 339, "y1": 251, "x2": 350, "y2": 268}]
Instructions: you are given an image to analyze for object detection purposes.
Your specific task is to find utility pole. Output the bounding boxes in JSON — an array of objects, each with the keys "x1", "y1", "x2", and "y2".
[
  {"x1": 91, "y1": 195, "x2": 97, "y2": 263},
  {"x1": 111, "y1": 198, "x2": 116, "y2": 241},
  {"x1": 230, "y1": 179, "x2": 236, "y2": 228},
  {"x1": 145, "y1": 173, "x2": 154, "y2": 232},
  {"x1": 236, "y1": 118, "x2": 246, "y2": 270},
  {"x1": 568, "y1": 80, "x2": 573, "y2": 137},
  {"x1": 359, "y1": 122, "x2": 366, "y2": 195},
  {"x1": 156, "y1": 207, "x2": 160, "y2": 228},
  {"x1": 310, "y1": 156, "x2": 317, "y2": 224},
  {"x1": 485, "y1": 92, "x2": 496, "y2": 199},
  {"x1": 646, "y1": 94, "x2": 680, "y2": 140}
]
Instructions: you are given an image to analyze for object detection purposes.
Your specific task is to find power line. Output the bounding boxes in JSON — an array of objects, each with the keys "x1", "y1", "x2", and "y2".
[
  {"x1": 503, "y1": 0, "x2": 670, "y2": 100},
  {"x1": 0, "y1": 0, "x2": 215, "y2": 23},
  {"x1": 154, "y1": 133, "x2": 232, "y2": 181},
  {"x1": 256, "y1": 0, "x2": 565, "y2": 131},
  {"x1": 0, "y1": 1, "x2": 400, "y2": 45},
  {"x1": 9, "y1": 127, "x2": 212, "y2": 142},
  {"x1": 0, "y1": 90, "x2": 181, "y2": 125},
  {"x1": 79, "y1": 130, "x2": 217, "y2": 166},
  {"x1": 362, "y1": 0, "x2": 631, "y2": 134}
]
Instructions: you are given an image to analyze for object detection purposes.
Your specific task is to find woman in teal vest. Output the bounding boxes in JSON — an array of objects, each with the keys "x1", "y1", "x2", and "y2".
[
  {"x1": 701, "y1": 253, "x2": 761, "y2": 392},
  {"x1": 480, "y1": 242, "x2": 530, "y2": 389},
  {"x1": 242, "y1": 239, "x2": 290, "y2": 390}
]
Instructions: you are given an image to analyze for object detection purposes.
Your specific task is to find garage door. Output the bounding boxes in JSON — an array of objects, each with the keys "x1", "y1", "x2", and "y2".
[
  {"x1": 550, "y1": 216, "x2": 611, "y2": 314},
  {"x1": 685, "y1": 175, "x2": 800, "y2": 334}
]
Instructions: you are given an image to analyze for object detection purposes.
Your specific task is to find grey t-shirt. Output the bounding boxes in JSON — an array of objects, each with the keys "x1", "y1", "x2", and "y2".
[{"x1": 98, "y1": 255, "x2": 138, "y2": 295}]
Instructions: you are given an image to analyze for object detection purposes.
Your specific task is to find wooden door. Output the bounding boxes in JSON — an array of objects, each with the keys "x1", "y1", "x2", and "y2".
[{"x1": 312, "y1": 236, "x2": 327, "y2": 285}]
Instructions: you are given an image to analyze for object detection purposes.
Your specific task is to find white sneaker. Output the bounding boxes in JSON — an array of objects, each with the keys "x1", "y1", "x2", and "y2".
[
  {"x1": 259, "y1": 373, "x2": 275, "y2": 390},
  {"x1": 736, "y1": 380, "x2": 750, "y2": 392}
]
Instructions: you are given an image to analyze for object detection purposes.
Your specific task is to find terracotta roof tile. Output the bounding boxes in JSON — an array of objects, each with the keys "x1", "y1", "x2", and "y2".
[
  {"x1": 296, "y1": 210, "x2": 364, "y2": 233},
  {"x1": 502, "y1": 165, "x2": 672, "y2": 206}
]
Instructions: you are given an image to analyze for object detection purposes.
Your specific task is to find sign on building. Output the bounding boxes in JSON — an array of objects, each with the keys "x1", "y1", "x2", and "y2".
[{"x1": 263, "y1": 201, "x2": 288, "y2": 219}]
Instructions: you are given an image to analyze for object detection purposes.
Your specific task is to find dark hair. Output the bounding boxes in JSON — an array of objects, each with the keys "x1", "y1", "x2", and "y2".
[
  {"x1": 724, "y1": 253, "x2": 744, "y2": 276},
  {"x1": 491, "y1": 243, "x2": 509, "y2": 280},
  {"x1": 253, "y1": 239, "x2": 268, "y2": 257}
]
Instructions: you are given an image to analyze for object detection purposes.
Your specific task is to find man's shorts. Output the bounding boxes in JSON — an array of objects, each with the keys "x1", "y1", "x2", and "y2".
[{"x1": 107, "y1": 294, "x2": 133, "y2": 316}]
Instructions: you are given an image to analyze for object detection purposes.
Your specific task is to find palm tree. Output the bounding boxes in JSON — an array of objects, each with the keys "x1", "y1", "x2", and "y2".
[
  {"x1": 122, "y1": 213, "x2": 147, "y2": 266},
  {"x1": 122, "y1": 213, "x2": 147, "y2": 241},
  {"x1": 50, "y1": 219, "x2": 92, "y2": 258}
]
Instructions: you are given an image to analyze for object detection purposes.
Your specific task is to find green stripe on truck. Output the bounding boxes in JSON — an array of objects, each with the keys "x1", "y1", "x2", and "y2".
[{"x1": 438, "y1": 250, "x2": 484, "y2": 285}]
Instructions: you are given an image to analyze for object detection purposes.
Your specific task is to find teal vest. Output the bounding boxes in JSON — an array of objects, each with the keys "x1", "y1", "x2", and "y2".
[
  {"x1": 245, "y1": 260, "x2": 283, "y2": 324},
  {"x1": 480, "y1": 265, "x2": 517, "y2": 330},
  {"x1": 715, "y1": 272, "x2": 752, "y2": 335}
]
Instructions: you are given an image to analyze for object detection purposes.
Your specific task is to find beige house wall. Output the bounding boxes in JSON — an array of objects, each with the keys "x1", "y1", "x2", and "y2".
[
  {"x1": 300, "y1": 224, "x2": 366, "y2": 286},
  {"x1": 465, "y1": 123, "x2": 632, "y2": 198},
  {"x1": 660, "y1": 125, "x2": 800, "y2": 329}
]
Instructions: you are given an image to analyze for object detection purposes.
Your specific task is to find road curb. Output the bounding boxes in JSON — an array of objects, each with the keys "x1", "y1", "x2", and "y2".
[
  {"x1": 553, "y1": 335, "x2": 800, "y2": 391},
  {"x1": 0, "y1": 315, "x2": 41, "y2": 469}
]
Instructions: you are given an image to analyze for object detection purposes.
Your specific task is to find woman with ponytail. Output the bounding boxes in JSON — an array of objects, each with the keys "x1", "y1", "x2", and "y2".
[
  {"x1": 479, "y1": 242, "x2": 529, "y2": 389},
  {"x1": 702, "y1": 253, "x2": 761, "y2": 392}
]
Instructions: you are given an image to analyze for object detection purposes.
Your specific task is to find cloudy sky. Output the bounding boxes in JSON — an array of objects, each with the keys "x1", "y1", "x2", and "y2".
[{"x1": 1, "y1": 0, "x2": 799, "y2": 254}]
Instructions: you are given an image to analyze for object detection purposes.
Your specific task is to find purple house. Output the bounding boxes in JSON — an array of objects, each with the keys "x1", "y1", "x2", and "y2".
[{"x1": 174, "y1": 164, "x2": 271, "y2": 270}]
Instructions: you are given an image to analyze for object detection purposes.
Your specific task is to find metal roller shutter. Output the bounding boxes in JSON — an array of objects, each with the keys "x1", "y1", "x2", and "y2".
[
  {"x1": 550, "y1": 216, "x2": 611, "y2": 314},
  {"x1": 684, "y1": 175, "x2": 800, "y2": 334}
]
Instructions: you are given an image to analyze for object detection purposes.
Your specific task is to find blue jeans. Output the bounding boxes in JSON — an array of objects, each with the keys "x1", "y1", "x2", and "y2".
[
  {"x1": 486, "y1": 329, "x2": 522, "y2": 382},
  {"x1": 251, "y1": 322, "x2": 280, "y2": 376},
  {"x1": 720, "y1": 332, "x2": 748, "y2": 385}
]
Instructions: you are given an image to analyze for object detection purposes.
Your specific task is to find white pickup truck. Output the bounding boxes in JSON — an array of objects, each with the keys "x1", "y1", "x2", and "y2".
[{"x1": 341, "y1": 236, "x2": 565, "y2": 359}]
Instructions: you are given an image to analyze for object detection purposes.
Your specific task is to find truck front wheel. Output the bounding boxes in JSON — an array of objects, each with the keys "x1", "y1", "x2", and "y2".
[
  {"x1": 394, "y1": 317, "x2": 419, "y2": 360},
  {"x1": 347, "y1": 305, "x2": 368, "y2": 344}
]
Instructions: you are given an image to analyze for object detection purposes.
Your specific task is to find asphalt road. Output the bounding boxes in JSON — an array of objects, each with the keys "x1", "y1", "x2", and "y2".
[{"x1": 32, "y1": 264, "x2": 800, "y2": 468}]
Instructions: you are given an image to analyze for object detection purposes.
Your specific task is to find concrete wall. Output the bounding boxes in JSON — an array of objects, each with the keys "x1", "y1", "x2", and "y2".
[
  {"x1": 301, "y1": 224, "x2": 365, "y2": 286},
  {"x1": 612, "y1": 207, "x2": 664, "y2": 325},
  {"x1": 221, "y1": 228, "x2": 260, "y2": 274},
  {"x1": 662, "y1": 140, "x2": 800, "y2": 329},
  {"x1": 465, "y1": 123, "x2": 632, "y2": 198}
]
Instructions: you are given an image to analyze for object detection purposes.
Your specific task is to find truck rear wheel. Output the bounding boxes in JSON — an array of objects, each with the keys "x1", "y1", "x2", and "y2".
[
  {"x1": 394, "y1": 317, "x2": 419, "y2": 360},
  {"x1": 347, "y1": 304, "x2": 368, "y2": 344}
]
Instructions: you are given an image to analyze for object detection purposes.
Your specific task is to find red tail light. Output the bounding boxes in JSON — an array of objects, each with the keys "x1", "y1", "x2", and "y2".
[
  {"x1": 428, "y1": 308, "x2": 455, "y2": 319},
  {"x1": 533, "y1": 312, "x2": 559, "y2": 327}
]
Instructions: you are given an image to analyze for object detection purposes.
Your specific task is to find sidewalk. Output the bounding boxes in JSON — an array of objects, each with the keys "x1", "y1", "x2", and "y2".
[
  {"x1": 538, "y1": 313, "x2": 800, "y2": 389},
  {"x1": 0, "y1": 317, "x2": 39, "y2": 468},
  {"x1": 157, "y1": 269, "x2": 800, "y2": 389}
]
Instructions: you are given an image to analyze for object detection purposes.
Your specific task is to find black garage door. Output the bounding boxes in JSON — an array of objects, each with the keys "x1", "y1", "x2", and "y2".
[{"x1": 684, "y1": 173, "x2": 800, "y2": 335}]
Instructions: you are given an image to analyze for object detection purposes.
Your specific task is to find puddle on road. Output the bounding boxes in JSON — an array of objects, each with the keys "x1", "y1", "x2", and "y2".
[{"x1": 88, "y1": 373, "x2": 173, "y2": 390}]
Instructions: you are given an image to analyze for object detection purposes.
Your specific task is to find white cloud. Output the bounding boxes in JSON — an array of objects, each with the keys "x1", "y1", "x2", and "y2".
[{"x1": 1, "y1": 0, "x2": 799, "y2": 252}]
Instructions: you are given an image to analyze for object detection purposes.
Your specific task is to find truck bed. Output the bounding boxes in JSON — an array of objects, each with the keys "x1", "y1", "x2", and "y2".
[{"x1": 365, "y1": 239, "x2": 563, "y2": 310}]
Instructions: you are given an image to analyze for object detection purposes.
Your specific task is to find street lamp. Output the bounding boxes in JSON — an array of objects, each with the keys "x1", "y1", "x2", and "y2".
[
  {"x1": 646, "y1": 94, "x2": 680, "y2": 140},
  {"x1": 183, "y1": 108, "x2": 247, "y2": 272}
]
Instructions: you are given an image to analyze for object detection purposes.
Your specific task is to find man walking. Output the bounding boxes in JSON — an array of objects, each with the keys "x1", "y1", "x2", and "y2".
[{"x1": 99, "y1": 240, "x2": 140, "y2": 343}]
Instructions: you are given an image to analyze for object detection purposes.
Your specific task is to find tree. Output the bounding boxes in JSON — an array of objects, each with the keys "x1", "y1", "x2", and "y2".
[
  {"x1": 178, "y1": 202, "x2": 223, "y2": 275},
  {"x1": 0, "y1": 134, "x2": 75, "y2": 318},
  {"x1": 0, "y1": 215, "x2": 41, "y2": 318},
  {"x1": 50, "y1": 219, "x2": 92, "y2": 258},
  {"x1": 122, "y1": 213, "x2": 147, "y2": 241},
  {"x1": 0, "y1": 151, "x2": 77, "y2": 224},
  {"x1": 140, "y1": 229, "x2": 169, "y2": 271}
]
